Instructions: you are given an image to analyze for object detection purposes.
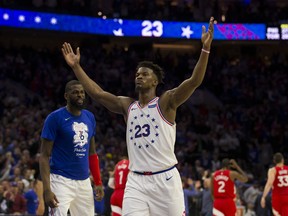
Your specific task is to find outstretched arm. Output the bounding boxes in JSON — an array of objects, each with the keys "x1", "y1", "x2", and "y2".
[
  {"x1": 62, "y1": 43, "x2": 132, "y2": 115},
  {"x1": 162, "y1": 17, "x2": 215, "y2": 110},
  {"x1": 261, "y1": 168, "x2": 275, "y2": 208}
]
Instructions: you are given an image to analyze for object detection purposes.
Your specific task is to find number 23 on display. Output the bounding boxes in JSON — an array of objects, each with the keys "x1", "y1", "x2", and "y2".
[{"x1": 141, "y1": 20, "x2": 163, "y2": 37}]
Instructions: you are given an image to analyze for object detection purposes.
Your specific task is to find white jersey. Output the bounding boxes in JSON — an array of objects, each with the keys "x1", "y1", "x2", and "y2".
[{"x1": 126, "y1": 97, "x2": 178, "y2": 172}]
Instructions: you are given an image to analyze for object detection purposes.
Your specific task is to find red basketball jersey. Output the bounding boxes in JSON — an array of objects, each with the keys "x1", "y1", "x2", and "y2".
[
  {"x1": 213, "y1": 169, "x2": 235, "y2": 199},
  {"x1": 272, "y1": 165, "x2": 288, "y2": 197},
  {"x1": 114, "y1": 159, "x2": 129, "y2": 190}
]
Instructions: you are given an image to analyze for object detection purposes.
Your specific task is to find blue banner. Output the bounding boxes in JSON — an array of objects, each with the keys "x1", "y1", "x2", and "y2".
[{"x1": 0, "y1": 8, "x2": 266, "y2": 40}]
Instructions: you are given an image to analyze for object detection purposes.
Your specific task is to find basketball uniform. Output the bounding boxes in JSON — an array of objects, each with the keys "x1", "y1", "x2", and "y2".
[
  {"x1": 41, "y1": 107, "x2": 96, "y2": 216},
  {"x1": 272, "y1": 165, "x2": 288, "y2": 216},
  {"x1": 123, "y1": 97, "x2": 185, "y2": 216},
  {"x1": 111, "y1": 159, "x2": 130, "y2": 216},
  {"x1": 213, "y1": 169, "x2": 236, "y2": 216}
]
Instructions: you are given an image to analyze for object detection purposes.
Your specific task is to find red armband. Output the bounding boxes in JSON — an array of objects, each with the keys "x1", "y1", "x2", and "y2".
[{"x1": 89, "y1": 154, "x2": 102, "y2": 186}]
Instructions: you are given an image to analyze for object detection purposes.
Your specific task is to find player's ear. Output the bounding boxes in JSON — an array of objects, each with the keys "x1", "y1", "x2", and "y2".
[
  {"x1": 153, "y1": 79, "x2": 158, "y2": 86},
  {"x1": 64, "y1": 93, "x2": 68, "y2": 100}
]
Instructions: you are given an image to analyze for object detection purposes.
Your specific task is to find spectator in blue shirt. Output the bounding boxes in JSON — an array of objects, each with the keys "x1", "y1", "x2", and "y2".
[{"x1": 24, "y1": 180, "x2": 39, "y2": 215}]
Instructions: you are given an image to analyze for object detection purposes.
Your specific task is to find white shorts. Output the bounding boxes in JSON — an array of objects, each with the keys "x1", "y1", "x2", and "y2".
[
  {"x1": 122, "y1": 167, "x2": 185, "y2": 216},
  {"x1": 49, "y1": 174, "x2": 94, "y2": 216}
]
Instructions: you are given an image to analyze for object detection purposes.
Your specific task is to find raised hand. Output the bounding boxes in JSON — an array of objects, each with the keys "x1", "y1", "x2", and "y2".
[
  {"x1": 229, "y1": 159, "x2": 238, "y2": 169},
  {"x1": 201, "y1": 17, "x2": 215, "y2": 50},
  {"x1": 62, "y1": 42, "x2": 80, "y2": 69}
]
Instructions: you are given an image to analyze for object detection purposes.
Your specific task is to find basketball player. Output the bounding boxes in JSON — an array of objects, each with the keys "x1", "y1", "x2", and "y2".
[
  {"x1": 211, "y1": 158, "x2": 248, "y2": 216},
  {"x1": 39, "y1": 80, "x2": 104, "y2": 216},
  {"x1": 108, "y1": 158, "x2": 130, "y2": 216},
  {"x1": 261, "y1": 152, "x2": 288, "y2": 215},
  {"x1": 62, "y1": 17, "x2": 215, "y2": 216}
]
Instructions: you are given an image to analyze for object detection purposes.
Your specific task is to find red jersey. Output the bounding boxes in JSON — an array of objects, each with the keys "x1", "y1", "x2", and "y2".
[
  {"x1": 114, "y1": 159, "x2": 129, "y2": 190},
  {"x1": 213, "y1": 169, "x2": 235, "y2": 199},
  {"x1": 272, "y1": 165, "x2": 288, "y2": 197}
]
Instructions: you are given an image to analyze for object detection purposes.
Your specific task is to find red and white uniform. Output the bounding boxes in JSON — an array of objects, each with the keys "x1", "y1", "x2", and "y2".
[
  {"x1": 272, "y1": 165, "x2": 288, "y2": 216},
  {"x1": 110, "y1": 159, "x2": 130, "y2": 216},
  {"x1": 213, "y1": 170, "x2": 236, "y2": 216}
]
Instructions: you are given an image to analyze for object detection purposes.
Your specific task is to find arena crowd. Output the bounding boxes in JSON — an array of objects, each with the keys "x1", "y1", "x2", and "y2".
[{"x1": 0, "y1": 0, "x2": 288, "y2": 215}]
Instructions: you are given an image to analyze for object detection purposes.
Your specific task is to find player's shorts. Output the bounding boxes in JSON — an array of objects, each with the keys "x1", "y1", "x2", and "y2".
[
  {"x1": 122, "y1": 166, "x2": 185, "y2": 216},
  {"x1": 111, "y1": 189, "x2": 125, "y2": 216},
  {"x1": 272, "y1": 195, "x2": 288, "y2": 216},
  {"x1": 49, "y1": 174, "x2": 94, "y2": 216},
  {"x1": 213, "y1": 198, "x2": 236, "y2": 216}
]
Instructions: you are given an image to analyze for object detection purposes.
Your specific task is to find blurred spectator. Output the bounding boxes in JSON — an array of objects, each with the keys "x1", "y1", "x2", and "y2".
[
  {"x1": 182, "y1": 177, "x2": 201, "y2": 216},
  {"x1": 0, "y1": 152, "x2": 14, "y2": 181},
  {"x1": 8, "y1": 166, "x2": 22, "y2": 182},
  {"x1": 0, "y1": 183, "x2": 12, "y2": 214},
  {"x1": 200, "y1": 170, "x2": 213, "y2": 216},
  {"x1": 24, "y1": 180, "x2": 39, "y2": 215},
  {"x1": 243, "y1": 181, "x2": 261, "y2": 207},
  {"x1": 9, "y1": 181, "x2": 27, "y2": 214},
  {"x1": 211, "y1": 152, "x2": 221, "y2": 172}
]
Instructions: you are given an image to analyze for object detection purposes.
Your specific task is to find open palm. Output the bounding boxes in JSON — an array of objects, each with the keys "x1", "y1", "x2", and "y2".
[
  {"x1": 62, "y1": 42, "x2": 80, "y2": 68},
  {"x1": 201, "y1": 17, "x2": 215, "y2": 49}
]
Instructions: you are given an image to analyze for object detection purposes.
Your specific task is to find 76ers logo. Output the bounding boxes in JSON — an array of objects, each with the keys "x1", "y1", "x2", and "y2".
[{"x1": 73, "y1": 122, "x2": 88, "y2": 147}]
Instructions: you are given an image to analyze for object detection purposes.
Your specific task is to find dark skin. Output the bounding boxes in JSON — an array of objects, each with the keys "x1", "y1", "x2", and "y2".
[
  {"x1": 210, "y1": 159, "x2": 248, "y2": 200},
  {"x1": 62, "y1": 17, "x2": 215, "y2": 124},
  {"x1": 39, "y1": 84, "x2": 104, "y2": 209}
]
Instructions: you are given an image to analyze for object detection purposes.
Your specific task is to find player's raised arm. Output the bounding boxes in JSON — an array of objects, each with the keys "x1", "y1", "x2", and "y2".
[
  {"x1": 229, "y1": 159, "x2": 248, "y2": 183},
  {"x1": 164, "y1": 17, "x2": 215, "y2": 110},
  {"x1": 62, "y1": 42, "x2": 132, "y2": 115}
]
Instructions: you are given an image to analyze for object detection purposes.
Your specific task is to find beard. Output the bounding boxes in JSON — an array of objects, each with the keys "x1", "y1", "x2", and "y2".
[
  {"x1": 135, "y1": 83, "x2": 147, "y2": 93},
  {"x1": 70, "y1": 98, "x2": 86, "y2": 109}
]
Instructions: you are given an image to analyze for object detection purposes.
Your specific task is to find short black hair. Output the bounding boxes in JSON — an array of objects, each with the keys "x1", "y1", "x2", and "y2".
[
  {"x1": 221, "y1": 158, "x2": 230, "y2": 169},
  {"x1": 136, "y1": 61, "x2": 165, "y2": 84},
  {"x1": 65, "y1": 80, "x2": 82, "y2": 93},
  {"x1": 273, "y1": 152, "x2": 284, "y2": 164}
]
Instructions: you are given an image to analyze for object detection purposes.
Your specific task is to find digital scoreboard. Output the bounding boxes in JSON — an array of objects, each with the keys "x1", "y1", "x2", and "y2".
[{"x1": 0, "y1": 7, "x2": 278, "y2": 41}]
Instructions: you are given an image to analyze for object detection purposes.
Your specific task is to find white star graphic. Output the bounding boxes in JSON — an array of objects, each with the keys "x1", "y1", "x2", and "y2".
[
  {"x1": 3, "y1": 13, "x2": 9, "y2": 20},
  {"x1": 113, "y1": 28, "x2": 124, "y2": 36},
  {"x1": 181, "y1": 26, "x2": 193, "y2": 39},
  {"x1": 19, "y1": 15, "x2": 25, "y2": 22},
  {"x1": 50, "y1": 17, "x2": 57, "y2": 25},
  {"x1": 34, "y1": 16, "x2": 41, "y2": 23}
]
